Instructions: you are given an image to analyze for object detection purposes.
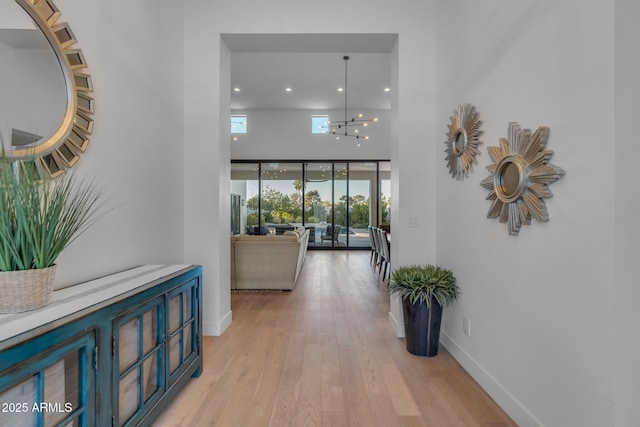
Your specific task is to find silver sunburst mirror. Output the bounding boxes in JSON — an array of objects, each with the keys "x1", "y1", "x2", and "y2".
[
  {"x1": 444, "y1": 103, "x2": 482, "y2": 180},
  {"x1": 480, "y1": 122, "x2": 565, "y2": 236}
]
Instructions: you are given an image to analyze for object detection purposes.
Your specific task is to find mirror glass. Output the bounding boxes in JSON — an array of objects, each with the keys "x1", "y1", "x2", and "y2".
[
  {"x1": 501, "y1": 161, "x2": 520, "y2": 197},
  {"x1": 453, "y1": 129, "x2": 467, "y2": 155},
  {"x1": 494, "y1": 158, "x2": 524, "y2": 203},
  {"x1": 0, "y1": 1, "x2": 66, "y2": 149}
]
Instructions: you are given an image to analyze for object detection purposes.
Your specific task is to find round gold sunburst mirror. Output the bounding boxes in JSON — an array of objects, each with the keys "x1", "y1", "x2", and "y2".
[
  {"x1": 1, "y1": 0, "x2": 94, "y2": 178},
  {"x1": 444, "y1": 103, "x2": 482, "y2": 180},
  {"x1": 480, "y1": 122, "x2": 565, "y2": 235}
]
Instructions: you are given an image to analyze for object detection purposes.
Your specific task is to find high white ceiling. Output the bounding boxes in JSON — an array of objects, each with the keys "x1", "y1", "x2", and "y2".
[{"x1": 226, "y1": 34, "x2": 396, "y2": 111}]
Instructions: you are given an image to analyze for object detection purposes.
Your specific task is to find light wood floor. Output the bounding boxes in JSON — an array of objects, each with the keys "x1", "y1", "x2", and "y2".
[{"x1": 154, "y1": 251, "x2": 516, "y2": 427}]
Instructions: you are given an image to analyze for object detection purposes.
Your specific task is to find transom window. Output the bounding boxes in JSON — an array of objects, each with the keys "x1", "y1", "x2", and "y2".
[
  {"x1": 311, "y1": 115, "x2": 329, "y2": 134},
  {"x1": 231, "y1": 115, "x2": 247, "y2": 133}
]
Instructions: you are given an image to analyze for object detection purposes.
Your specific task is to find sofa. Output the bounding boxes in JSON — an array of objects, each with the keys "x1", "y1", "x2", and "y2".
[{"x1": 230, "y1": 228, "x2": 310, "y2": 290}]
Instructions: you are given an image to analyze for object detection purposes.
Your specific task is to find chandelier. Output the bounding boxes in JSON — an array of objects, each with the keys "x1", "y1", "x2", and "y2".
[{"x1": 326, "y1": 56, "x2": 378, "y2": 144}]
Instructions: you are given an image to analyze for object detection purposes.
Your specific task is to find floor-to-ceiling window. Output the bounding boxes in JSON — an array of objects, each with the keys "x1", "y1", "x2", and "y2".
[
  {"x1": 259, "y1": 162, "x2": 303, "y2": 234},
  {"x1": 304, "y1": 162, "x2": 332, "y2": 246},
  {"x1": 230, "y1": 163, "x2": 259, "y2": 235},
  {"x1": 231, "y1": 160, "x2": 390, "y2": 249},
  {"x1": 347, "y1": 162, "x2": 377, "y2": 248}
]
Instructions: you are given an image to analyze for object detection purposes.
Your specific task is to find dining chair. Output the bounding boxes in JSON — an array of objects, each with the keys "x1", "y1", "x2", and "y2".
[
  {"x1": 368, "y1": 226, "x2": 378, "y2": 266},
  {"x1": 379, "y1": 229, "x2": 391, "y2": 281},
  {"x1": 372, "y1": 227, "x2": 383, "y2": 273}
]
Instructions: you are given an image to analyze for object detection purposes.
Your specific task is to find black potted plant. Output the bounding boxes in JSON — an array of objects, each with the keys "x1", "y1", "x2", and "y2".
[{"x1": 389, "y1": 265, "x2": 460, "y2": 357}]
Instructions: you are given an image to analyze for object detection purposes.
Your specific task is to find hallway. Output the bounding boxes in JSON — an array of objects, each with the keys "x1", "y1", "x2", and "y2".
[{"x1": 155, "y1": 251, "x2": 515, "y2": 426}]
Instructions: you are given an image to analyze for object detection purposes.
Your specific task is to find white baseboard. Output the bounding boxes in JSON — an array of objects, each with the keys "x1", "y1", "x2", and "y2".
[
  {"x1": 203, "y1": 309, "x2": 232, "y2": 336},
  {"x1": 439, "y1": 331, "x2": 542, "y2": 427}
]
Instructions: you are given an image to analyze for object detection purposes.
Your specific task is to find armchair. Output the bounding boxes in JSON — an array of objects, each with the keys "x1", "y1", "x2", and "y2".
[{"x1": 321, "y1": 224, "x2": 341, "y2": 246}]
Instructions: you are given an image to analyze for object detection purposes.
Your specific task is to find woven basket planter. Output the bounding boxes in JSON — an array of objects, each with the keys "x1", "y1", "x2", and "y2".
[{"x1": 0, "y1": 265, "x2": 56, "y2": 314}]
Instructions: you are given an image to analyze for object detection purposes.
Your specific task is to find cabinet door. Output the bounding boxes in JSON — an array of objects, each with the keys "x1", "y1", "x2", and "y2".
[
  {"x1": 0, "y1": 330, "x2": 96, "y2": 427},
  {"x1": 112, "y1": 297, "x2": 163, "y2": 427},
  {"x1": 166, "y1": 279, "x2": 199, "y2": 386}
]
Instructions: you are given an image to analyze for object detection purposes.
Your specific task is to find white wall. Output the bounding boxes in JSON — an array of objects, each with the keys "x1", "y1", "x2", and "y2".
[
  {"x1": 43, "y1": 0, "x2": 185, "y2": 288},
  {"x1": 184, "y1": 0, "x2": 437, "y2": 336},
  {"x1": 230, "y1": 108, "x2": 391, "y2": 160},
  {"x1": 435, "y1": 1, "x2": 615, "y2": 426},
  {"x1": 614, "y1": 0, "x2": 640, "y2": 425}
]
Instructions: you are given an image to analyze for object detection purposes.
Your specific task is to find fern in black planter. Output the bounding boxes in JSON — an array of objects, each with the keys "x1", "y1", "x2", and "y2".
[{"x1": 389, "y1": 265, "x2": 459, "y2": 357}]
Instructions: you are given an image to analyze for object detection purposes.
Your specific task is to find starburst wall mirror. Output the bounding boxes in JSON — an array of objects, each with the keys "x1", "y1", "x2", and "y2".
[
  {"x1": 444, "y1": 103, "x2": 482, "y2": 180},
  {"x1": 480, "y1": 122, "x2": 565, "y2": 236},
  {"x1": 1, "y1": 0, "x2": 94, "y2": 179}
]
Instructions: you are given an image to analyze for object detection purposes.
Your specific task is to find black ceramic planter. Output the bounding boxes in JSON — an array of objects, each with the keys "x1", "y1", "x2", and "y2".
[{"x1": 402, "y1": 296, "x2": 443, "y2": 357}]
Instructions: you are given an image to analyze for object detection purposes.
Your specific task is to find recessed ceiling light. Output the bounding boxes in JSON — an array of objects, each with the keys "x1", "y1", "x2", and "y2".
[
  {"x1": 338, "y1": 87, "x2": 344, "y2": 92},
  {"x1": 234, "y1": 87, "x2": 240, "y2": 92},
  {"x1": 384, "y1": 87, "x2": 390, "y2": 92},
  {"x1": 285, "y1": 87, "x2": 292, "y2": 92}
]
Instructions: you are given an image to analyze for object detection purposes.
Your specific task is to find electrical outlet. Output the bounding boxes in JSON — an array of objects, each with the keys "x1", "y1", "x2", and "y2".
[{"x1": 463, "y1": 316, "x2": 471, "y2": 336}]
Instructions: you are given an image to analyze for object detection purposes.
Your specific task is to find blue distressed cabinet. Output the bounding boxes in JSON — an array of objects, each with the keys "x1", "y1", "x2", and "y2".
[
  {"x1": 0, "y1": 265, "x2": 203, "y2": 427},
  {"x1": 0, "y1": 329, "x2": 97, "y2": 425}
]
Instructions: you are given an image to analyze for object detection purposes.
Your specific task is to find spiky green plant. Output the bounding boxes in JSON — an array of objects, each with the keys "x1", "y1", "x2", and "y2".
[
  {"x1": 389, "y1": 264, "x2": 460, "y2": 307},
  {"x1": 0, "y1": 157, "x2": 107, "y2": 271}
]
